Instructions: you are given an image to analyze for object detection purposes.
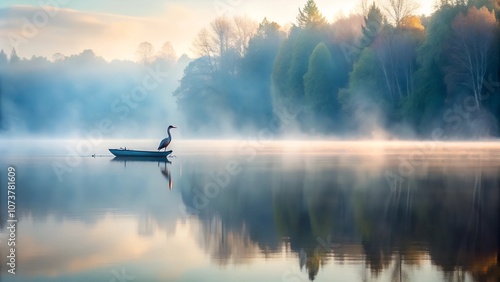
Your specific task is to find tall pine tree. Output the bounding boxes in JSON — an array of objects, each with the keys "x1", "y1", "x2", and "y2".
[
  {"x1": 358, "y1": 3, "x2": 385, "y2": 54},
  {"x1": 296, "y1": 0, "x2": 327, "y2": 29}
]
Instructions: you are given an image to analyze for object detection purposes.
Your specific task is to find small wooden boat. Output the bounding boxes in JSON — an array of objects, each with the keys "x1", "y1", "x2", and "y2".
[{"x1": 109, "y1": 148, "x2": 172, "y2": 158}]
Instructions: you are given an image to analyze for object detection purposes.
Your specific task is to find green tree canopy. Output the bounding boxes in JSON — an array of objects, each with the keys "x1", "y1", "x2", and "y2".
[{"x1": 303, "y1": 43, "x2": 339, "y2": 130}]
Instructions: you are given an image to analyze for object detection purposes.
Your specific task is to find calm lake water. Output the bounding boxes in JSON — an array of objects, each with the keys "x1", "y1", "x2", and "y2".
[{"x1": 0, "y1": 139, "x2": 499, "y2": 282}]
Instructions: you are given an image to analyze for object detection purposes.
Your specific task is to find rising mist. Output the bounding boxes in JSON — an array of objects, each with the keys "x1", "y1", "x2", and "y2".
[{"x1": 0, "y1": 0, "x2": 499, "y2": 140}]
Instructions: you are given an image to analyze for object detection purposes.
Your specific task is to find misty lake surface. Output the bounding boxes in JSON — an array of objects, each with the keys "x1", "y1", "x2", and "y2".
[{"x1": 0, "y1": 139, "x2": 499, "y2": 282}]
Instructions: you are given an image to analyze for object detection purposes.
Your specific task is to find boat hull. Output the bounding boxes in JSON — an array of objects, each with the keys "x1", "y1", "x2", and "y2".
[{"x1": 109, "y1": 149, "x2": 172, "y2": 158}]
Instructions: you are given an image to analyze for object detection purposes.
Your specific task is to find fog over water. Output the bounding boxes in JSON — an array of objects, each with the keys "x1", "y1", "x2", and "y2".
[{"x1": 0, "y1": 139, "x2": 499, "y2": 282}]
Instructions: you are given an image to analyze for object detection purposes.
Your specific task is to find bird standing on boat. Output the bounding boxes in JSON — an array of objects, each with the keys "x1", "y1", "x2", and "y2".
[{"x1": 158, "y1": 125, "x2": 177, "y2": 151}]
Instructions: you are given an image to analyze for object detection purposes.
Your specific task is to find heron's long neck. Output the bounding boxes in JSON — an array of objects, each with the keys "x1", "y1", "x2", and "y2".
[{"x1": 167, "y1": 128, "x2": 172, "y2": 139}]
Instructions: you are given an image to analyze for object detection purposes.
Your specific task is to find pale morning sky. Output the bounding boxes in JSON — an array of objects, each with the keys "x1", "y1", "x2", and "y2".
[{"x1": 0, "y1": 0, "x2": 436, "y2": 61}]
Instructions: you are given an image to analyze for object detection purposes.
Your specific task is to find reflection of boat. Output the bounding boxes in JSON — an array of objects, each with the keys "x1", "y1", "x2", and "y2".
[
  {"x1": 109, "y1": 148, "x2": 172, "y2": 158},
  {"x1": 111, "y1": 157, "x2": 172, "y2": 163}
]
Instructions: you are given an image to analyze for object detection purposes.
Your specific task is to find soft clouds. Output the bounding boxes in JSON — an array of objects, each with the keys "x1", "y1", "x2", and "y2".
[{"x1": 0, "y1": 4, "x2": 208, "y2": 60}]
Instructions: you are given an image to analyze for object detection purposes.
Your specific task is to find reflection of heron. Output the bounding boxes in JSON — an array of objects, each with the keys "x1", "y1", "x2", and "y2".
[
  {"x1": 111, "y1": 157, "x2": 170, "y2": 168},
  {"x1": 160, "y1": 162, "x2": 173, "y2": 190},
  {"x1": 110, "y1": 157, "x2": 173, "y2": 189},
  {"x1": 158, "y1": 125, "x2": 177, "y2": 151}
]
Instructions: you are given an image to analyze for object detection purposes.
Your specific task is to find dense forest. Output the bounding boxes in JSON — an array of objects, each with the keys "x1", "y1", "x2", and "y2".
[
  {"x1": 0, "y1": 0, "x2": 499, "y2": 138},
  {"x1": 174, "y1": 0, "x2": 500, "y2": 138}
]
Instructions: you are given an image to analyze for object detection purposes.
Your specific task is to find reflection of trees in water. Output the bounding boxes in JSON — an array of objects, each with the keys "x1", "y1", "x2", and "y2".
[
  {"x1": 138, "y1": 211, "x2": 154, "y2": 236},
  {"x1": 420, "y1": 165, "x2": 499, "y2": 281},
  {"x1": 180, "y1": 160, "x2": 499, "y2": 281},
  {"x1": 198, "y1": 216, "x2": 261, "y2": 265}
]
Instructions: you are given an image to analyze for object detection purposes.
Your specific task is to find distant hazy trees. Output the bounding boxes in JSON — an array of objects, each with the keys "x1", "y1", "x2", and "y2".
[
  {"x1": 135, "y1": 41, "x2": 178, "y2": 70},
  {"x1": 0, "y1": 50, "x2": 7, "y2": 65},
  {"x1": 192, "y1": 16, "x2": 257, "y2": 73},
  {"x1": 136, "y1": 42, "x2": 155, "y2": 65},
  {"x1": 0, "y1": 47, "x2": 186, "y2": 136},
  {"x1": 157, "y1": 41, "x2": 177, "y2": 62},
  {"x1": 9, "y1": 48, "x2": 20, "y2": 64},
  {"x1": 52, "y1": 53, "x2": 66, "y2": 62}
]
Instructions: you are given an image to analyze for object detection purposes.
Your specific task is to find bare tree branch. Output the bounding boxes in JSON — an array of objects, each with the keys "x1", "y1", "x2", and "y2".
[{"x1": 382, "y1": 0, "x2": 420, "y2": 27}]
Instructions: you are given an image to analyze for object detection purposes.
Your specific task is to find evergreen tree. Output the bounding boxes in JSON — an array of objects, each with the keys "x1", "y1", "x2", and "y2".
[
  {"x1": 271, "y1": 26, "x2": 301, "y2": 110},
  {"x1": 303, "y1": 43, "x2": 340, "y2": 131},
  {"x1": 9, "y1": 48, "x2": 20, "y2": 64},
  {"x1": 0, "y1": 50, "x2": 7, "y2": 66},
  {"x1": 358, "y1": 3, "x2": 385, "y2": 53},
  {"x1": 287, "y1": 29, "x2": 323, "y2": 104},
  {"x1": 296, "y1": 0, "x2": 327, "y2": 29}
]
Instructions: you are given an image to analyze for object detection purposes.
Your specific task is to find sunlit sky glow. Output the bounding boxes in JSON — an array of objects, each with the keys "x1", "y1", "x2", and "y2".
[{"x1": 0, "y1": 0, "x2": 435, "y2": 61}]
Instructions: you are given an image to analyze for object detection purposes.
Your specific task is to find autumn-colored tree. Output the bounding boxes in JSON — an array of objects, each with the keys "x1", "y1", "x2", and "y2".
[{"x1": 400, "y1": 15, "x2": 425, "y2": 31}]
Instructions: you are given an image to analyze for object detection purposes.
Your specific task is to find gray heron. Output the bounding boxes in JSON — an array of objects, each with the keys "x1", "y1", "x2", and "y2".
[{"x1": 158, "y1": 125, "x2": 177, "y2": 151}]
